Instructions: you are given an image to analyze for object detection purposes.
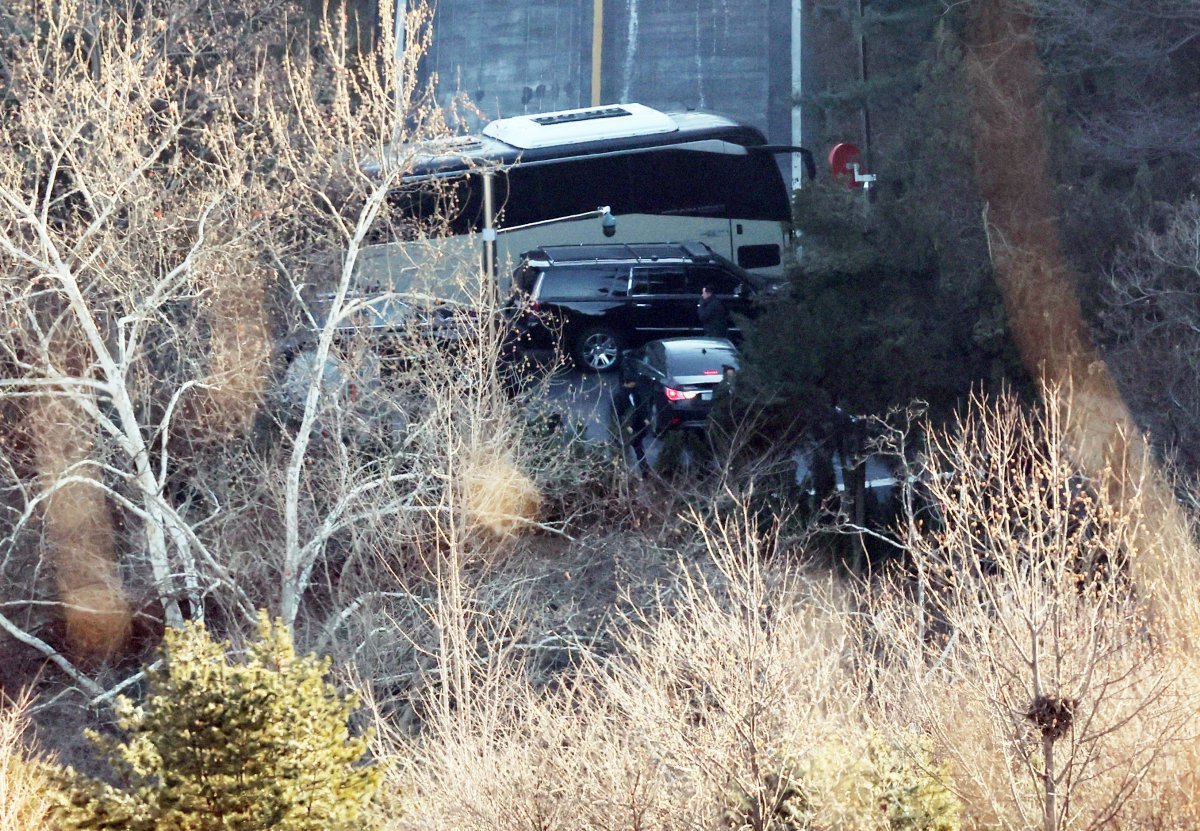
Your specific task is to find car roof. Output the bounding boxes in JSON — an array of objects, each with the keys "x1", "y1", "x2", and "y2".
[{"x1": 523, "y1": 241, "x2": 717, "y2": 268}]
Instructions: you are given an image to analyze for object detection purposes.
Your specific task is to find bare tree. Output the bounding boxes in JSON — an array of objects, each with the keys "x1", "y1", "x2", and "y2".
[
  {"x1": 868, "y1": 389, "x2": 1196, "y2": 831},
  {"x1": 1030, "y1": 0, "x2": 1200, "y2": 164},
  {"x1": 0, "y1": 0, "x2": 290, "y2": 669},
  {"x1": 0, "y1": 0, "x2": 563, "y2": 702}
]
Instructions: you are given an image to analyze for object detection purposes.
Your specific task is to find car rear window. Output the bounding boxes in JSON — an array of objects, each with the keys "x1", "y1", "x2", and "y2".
[{"x1": 667, "y1": 346, "x2": 740, "y2": 377}]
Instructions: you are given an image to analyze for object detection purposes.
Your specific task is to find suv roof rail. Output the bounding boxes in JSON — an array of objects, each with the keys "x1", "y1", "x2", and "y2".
[{"x1": 526, "y1": 241, "x2": 717, "y2": 267}]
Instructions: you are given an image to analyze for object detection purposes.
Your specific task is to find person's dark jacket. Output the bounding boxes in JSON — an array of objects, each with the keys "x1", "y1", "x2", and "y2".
[
  {"x1": 697, "y1": 294, "x2": 732, "y2": 338},
  {"x1": 613, "y1": 383, "x2": 650, "y2": 464}
]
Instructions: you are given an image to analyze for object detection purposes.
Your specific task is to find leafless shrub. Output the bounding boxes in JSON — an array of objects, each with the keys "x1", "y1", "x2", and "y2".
[
  {"x1": 0, "y1": 693, "x2": 52, "y2": 831},
  {"x1": 865, "y1": 388, "x2": 1199, "y2": 831}
]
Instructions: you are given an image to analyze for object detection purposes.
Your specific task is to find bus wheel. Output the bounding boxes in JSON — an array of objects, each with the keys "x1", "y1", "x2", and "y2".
[{"x1": 573, "y1": 326, "x2": 623, "y2": 373}]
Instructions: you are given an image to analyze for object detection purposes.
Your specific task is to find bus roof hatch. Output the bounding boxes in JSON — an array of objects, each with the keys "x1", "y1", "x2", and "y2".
[{"x1": 483, "y1": 103, "x2": 678, "y2": 150}]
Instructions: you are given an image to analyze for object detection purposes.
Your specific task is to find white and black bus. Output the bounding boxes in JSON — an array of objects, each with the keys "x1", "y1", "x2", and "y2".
[{"x1": 356, "y1": 103, "x2": 812, "y2": 299}]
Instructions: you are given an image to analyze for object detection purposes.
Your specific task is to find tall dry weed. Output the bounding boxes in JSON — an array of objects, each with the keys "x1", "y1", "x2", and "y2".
[
  {"x1": 0, "y1": 697, "x2": 53, "y2": 831},
  {"x1": 386, "y1": 500, "x2": 865, "y2": 830}
]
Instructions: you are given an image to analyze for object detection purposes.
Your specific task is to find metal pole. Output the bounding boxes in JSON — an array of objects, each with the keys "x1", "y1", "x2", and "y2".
[
  {"x1": 791, "y1": 0, "x2": 804, "y2": 191},
  {"x1": 857, "y1": 0, "x2": 874, "y2": 175},
  {"x1": 481, "y1": 170, "x2": 497, "y2": 285},
  {"x1": 393, "y1": 0, "x2": 406, "y2": 108},
  {"x1": 591, "y1": 0, "x2": 604, "y2": 106}
]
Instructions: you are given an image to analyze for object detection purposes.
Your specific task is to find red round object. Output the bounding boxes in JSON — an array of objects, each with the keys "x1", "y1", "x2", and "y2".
[{"x1": 828, "y1": 142, "x2": 862, "y2": 189}]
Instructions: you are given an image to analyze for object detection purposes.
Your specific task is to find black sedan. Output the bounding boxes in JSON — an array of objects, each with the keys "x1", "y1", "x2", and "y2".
[{"x1": 621, "y1": 337, "x2": 740, "y2": 434}]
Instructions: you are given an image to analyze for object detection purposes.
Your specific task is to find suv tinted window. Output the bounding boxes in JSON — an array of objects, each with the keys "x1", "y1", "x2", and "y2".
[
  {"x1": 689, "y1": 265, "x2": 741, "y2": 295},
  {"x1": 539, "y1": 267, "x2": 626, "y2": 300},
  {"x1": 631, "y1": 266, "x2": 688, "y2": 296}
]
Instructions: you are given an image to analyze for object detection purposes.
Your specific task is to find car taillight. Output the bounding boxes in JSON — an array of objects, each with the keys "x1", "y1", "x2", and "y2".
[
  {"x1": 703, "y1": 369, "x2": 720, "y2": 375},
  {"x1": 664, "y1": 387, "x2": 699, "y2": 401}
]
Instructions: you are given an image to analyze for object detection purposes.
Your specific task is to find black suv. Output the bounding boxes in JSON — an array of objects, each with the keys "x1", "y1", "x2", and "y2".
[{"x1": 507, "y1": 242, "x2": 762, "y2": 372}]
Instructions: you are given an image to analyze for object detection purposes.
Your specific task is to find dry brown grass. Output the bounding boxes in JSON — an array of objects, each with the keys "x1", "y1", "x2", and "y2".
[
  {"x1": 378, "y1": 502, "x2": 862, "y2": 831},
  {"x1": 461, "y1": 452, "x2": 542, "y2": 538},
  {"x1": 0, "y1": 696, "x2": 53, "y2": 831},
  {"x1": 360, "y1": 391, "x2": 1200, "y2": 831}
]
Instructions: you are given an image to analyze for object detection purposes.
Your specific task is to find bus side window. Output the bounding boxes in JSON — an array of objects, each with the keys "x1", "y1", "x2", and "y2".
[
  {"x1": 628, "y1": 150, "x2": 729, "y2": 218},
  {"x1": 531, "y1": 156, "x2": 634, "y2": 222},
  {"x1": 736, "y1": 244, "x2": 781, "y2": 269},
  {"x1": 452, "y1": 172, "x2": 513, "y2": 234},
  {"x1": 379, "y1": 174, "x2": 511, "y2": 240},
  {"x1": 725, "y1": 153, "x2": 791, "y2": 222},
  {"x1": 499, "y1": 166, "x2": 545, "y2": 227}
]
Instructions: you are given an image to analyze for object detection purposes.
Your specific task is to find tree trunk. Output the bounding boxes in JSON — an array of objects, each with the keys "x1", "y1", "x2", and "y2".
[{"x1": 1042, "y1": 734, "x2": 1057, "y2": 831}]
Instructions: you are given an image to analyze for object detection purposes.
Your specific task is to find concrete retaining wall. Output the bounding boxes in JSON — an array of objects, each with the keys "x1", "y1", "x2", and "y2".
[{"x1": 420, "y1": 0, "x2": 794, "y2": 145}]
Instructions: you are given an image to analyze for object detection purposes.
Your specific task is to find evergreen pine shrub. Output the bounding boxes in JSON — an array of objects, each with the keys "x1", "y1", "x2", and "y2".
[
  {"x1": 799, "y1": 732, "x2": 961, "y2": 831},
  {"x1": 866, "y1": 734, "x2": 961, "y2": 831},
  {"x1": 722, "y1": 768, "x2": 813, "y2": 831},
  {"x1": 725, "y1": 733, "x2": 961, "y2": 831},
  {"x1": 54, "y1": 613, "x2": 380, "y2": 831}
]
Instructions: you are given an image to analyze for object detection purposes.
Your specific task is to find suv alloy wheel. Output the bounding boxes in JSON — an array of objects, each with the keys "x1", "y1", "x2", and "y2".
[{"x1": 573, "y1": 326, "x2": 624, "y2": 372}]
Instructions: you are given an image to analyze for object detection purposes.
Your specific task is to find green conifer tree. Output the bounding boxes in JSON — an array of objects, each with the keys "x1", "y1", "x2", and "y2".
[{"x1": 54, "y1": 613, "x2": 380, "y2": 831}]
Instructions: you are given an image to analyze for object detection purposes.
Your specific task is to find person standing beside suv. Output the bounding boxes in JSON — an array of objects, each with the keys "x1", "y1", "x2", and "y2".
[{"x1": 697, "y1": 285, "x2": 732, "y2": 338}]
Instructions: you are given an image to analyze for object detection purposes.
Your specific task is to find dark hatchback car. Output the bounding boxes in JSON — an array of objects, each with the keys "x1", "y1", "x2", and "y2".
[
  {"x1": 506, "y1": 242, "x2": 763, "y2": 372},
  {"x1": 622, "y1": 337, "x2": 740, "y2": 434}
]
